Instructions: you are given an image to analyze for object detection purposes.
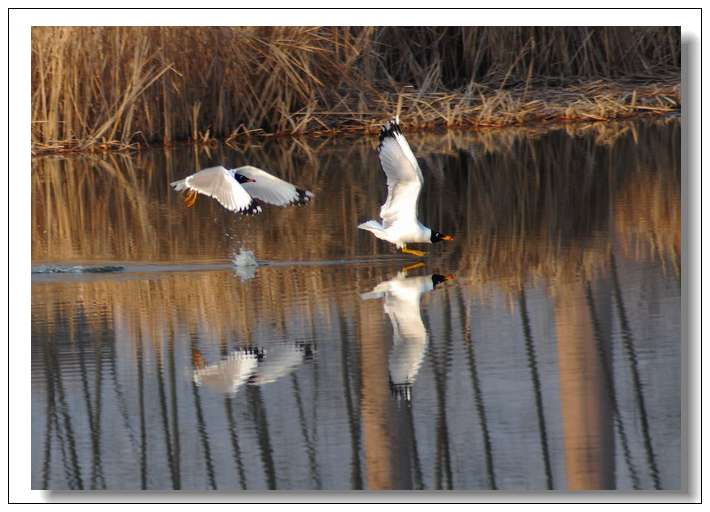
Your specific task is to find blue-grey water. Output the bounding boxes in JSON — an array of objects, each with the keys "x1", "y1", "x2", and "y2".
[{"x1": 31, "y1": 119, "x2": 681, "y2": 491}]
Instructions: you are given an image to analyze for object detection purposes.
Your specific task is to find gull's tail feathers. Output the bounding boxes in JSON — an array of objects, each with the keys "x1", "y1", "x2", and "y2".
[{"x1": 358, "y1": 220, "x2": 386, "y2": 237}]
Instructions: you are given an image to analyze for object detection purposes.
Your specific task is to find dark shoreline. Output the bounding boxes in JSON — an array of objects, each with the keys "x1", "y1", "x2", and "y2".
[{"x1": 31, "y1": 87, "x2": 680, "y2": 157}]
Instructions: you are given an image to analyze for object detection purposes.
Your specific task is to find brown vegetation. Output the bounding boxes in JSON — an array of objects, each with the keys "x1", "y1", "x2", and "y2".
[{"x1": 31, "y1": 27, "x2": 680, "y2": 154}]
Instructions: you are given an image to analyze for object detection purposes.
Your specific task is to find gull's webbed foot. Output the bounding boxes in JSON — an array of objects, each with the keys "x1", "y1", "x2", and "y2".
[
  {"x1": 400, "y1": 246, "x2": 427, "y2": 257},
  {"x1": 401, "y1": 262, "x2": 426, "y2": 273},
  {"x1": 184, "y1": 189, "x2": 198, "y2": 208}
]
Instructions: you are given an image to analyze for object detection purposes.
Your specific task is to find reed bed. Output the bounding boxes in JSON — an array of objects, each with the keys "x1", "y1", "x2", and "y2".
[{"x1": 31, "y1": 27, "x2": 680, "y2": 155}]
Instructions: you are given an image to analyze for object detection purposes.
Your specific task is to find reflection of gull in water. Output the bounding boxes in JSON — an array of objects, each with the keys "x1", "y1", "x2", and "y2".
[
  {"x1": 361, "y1": 264, "x2": 453, "y2": 400},
  {"x1": 192, "y1": 343, "x2": 313, "y2": 395},
  {"x1": 248, "y1": 343, "x2": 313, "y2": 385},
  {"x1": 192, "y1": 348, "x2": 262, "y2": 396}
]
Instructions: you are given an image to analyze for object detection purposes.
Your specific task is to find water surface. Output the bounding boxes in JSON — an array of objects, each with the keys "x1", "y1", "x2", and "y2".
[{"x1": 31, "y1": 119, "x2": 681, "y2": 491}]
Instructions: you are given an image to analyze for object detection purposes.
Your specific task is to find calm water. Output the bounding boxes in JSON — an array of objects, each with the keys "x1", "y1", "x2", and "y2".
[{"x1": 31, "y1": 119, "x2": 681, "y2": 491}]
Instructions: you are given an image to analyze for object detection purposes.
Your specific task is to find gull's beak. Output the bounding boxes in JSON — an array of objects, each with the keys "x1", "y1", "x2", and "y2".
[
  {"x1": 442, "y1": 234, "x2": 454, "y2": 241},
  {"x1": 432, "y1": 273, "x2": 455, "y2": 288},
  {"x1": 191, "y1": 349, "x2": 206, "y2": 369},
  {"x1": 247, "y1": 178, "x2": 256, "y2": 183}
]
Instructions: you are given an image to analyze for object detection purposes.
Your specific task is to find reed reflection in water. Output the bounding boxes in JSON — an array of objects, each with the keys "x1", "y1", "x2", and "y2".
[{"x1": 31, "y1": 118, "x2": 681, "y2": 490}]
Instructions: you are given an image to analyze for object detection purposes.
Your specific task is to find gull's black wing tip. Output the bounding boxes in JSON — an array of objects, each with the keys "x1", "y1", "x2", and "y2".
[
  {"x1": 238, "y1": 199, "x2": 263, "y2": 216},
  {"x1": 294, "y1": 188, "x2": 314, "y2": 206},
  {"x1": 378, "y1": 116, "x2": 402, "y2": 146}
]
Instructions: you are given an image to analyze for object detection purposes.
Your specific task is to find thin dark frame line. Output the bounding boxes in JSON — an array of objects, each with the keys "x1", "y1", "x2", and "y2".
[
  {"x1": 15, "y1": 8, "x2": 699, "y2": 504},
  {"x1": 8, "y1": 7, "x2": 704, "y2": 10}
]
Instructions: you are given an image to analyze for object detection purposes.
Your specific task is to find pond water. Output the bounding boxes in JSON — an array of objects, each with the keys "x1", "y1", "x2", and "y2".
[{"x1": 31, "y1": 118, "x2": 681, "y2": 491}]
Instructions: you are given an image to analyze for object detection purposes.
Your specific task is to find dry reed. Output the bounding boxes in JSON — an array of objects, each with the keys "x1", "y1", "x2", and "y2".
[{"x1": 31, "y1": 27, "x2": 680, "y2": 155}]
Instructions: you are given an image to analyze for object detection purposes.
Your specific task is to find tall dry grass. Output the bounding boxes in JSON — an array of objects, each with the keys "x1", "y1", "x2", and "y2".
[{"x1": 31, "y1": 27, "x2": 680, "y2": 153}]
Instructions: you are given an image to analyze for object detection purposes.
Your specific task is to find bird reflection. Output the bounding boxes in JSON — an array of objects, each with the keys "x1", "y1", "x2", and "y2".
[
  {"x1": 361, "y1": 263, "x2": 454, "y2": 400},
  {"x1": 192, "y1": 343, "x2": 313, "y2": 395},
  {"x1": 248, "y1": 343, "x2": 314, "y2": 385}
]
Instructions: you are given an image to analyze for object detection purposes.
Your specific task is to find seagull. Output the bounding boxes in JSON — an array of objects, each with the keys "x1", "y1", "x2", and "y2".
[
  {"x1": 170, "y1": 165, "x2": 313, "y2": 215},
  {"x1": 191, "y1": 343, "x2": 313, "y2": 395},
  {"x1": 247, "y1": 342, "x2": 314, "y2": 386},
  {"x1": 191, "y1": 347, "x2": 263, "y2": 396},
  {"x1": 358, "y1": 118, "x2": 454, "y2": 257},
  {"x1": 361, "y1": 262, "x2": 454, "y2": 400}
]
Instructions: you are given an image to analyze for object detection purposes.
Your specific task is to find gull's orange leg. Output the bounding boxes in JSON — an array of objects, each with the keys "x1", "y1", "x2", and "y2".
[
  {"x1": 402, "y1": 261, "x2": 425, "y2": 273},
  {"x1": 400, "y1": 245, "x2": 427, "y2": 257},
  {"x1": 184, "y1": 189, "x2": 198, "y2": 208}
]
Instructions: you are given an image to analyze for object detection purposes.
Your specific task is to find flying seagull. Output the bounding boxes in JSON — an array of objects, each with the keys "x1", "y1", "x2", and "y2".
[
  {"x1": 361, "y1": 262, "x2": 454, "y2": 400},
  {"x1": 171, "y1": 165, "x2": 313, "y2": 215},
  {"x1": 358, "y1": 117, "x2": 454, "y2": 257}
]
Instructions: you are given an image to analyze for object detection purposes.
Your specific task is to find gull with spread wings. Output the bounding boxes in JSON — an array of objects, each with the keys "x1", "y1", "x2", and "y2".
[
  {"x1": 358, "y1": 117, "x2": 454, "y2": 257},
  {"x1": 171, "y1": 165, "x2": 313, "y2": 215},
  {"x1": 191, "y1": 343, "x2": 313, "y2": 396},
  {"x1": 361, "y1": 263, "x2": 454, "y2": 400}
]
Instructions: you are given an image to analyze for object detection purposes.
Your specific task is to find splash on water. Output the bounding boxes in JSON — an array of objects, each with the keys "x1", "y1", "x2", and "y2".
[{"x1": 232, "y1": 248, "x2": 259, "y2": 281}]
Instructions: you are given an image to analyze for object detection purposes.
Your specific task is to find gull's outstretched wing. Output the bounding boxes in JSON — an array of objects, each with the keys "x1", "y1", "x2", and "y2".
[
  {"x1": 249, "y1": 343, "x2": 308, "y2": 386},
  {"x1": 377, "y1": 118, "x2": 424, "y2": 229},
  {"x1": 192, "y1": 350, "x2": 260, "y2": 396},
  {"x1": 362, "y1": 270, "x2": 452, "y2": 399},
  {"x1": 383, "y1": 274, "x2": 433, "y2": 349},
  {"x1": 171, "y1": 166, "x2": 260, "y2": 214},
  {"x1": 361, "y1": 272, "x2": 434, "y2": 389},
  {"x1": 235, "y1": 165, "x2": 314, "y2": 207}
]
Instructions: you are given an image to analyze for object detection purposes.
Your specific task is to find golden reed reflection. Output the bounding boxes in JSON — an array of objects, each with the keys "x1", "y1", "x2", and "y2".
[
  {"x1": 32, "y1": 118, "x2": 680, "y2": 271},
  {"x1": 554, "y1": 281, "x2": 615, "y2": 490},
  {"x1": 32, "y1": 118, "x2": 680, "y2": 490},
  {"x1": 31, "y1": 119, "x2": 678, "y2": 359},
  {"x1": 359, "y1": 295, "x2": 394, "y2": 490}
]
